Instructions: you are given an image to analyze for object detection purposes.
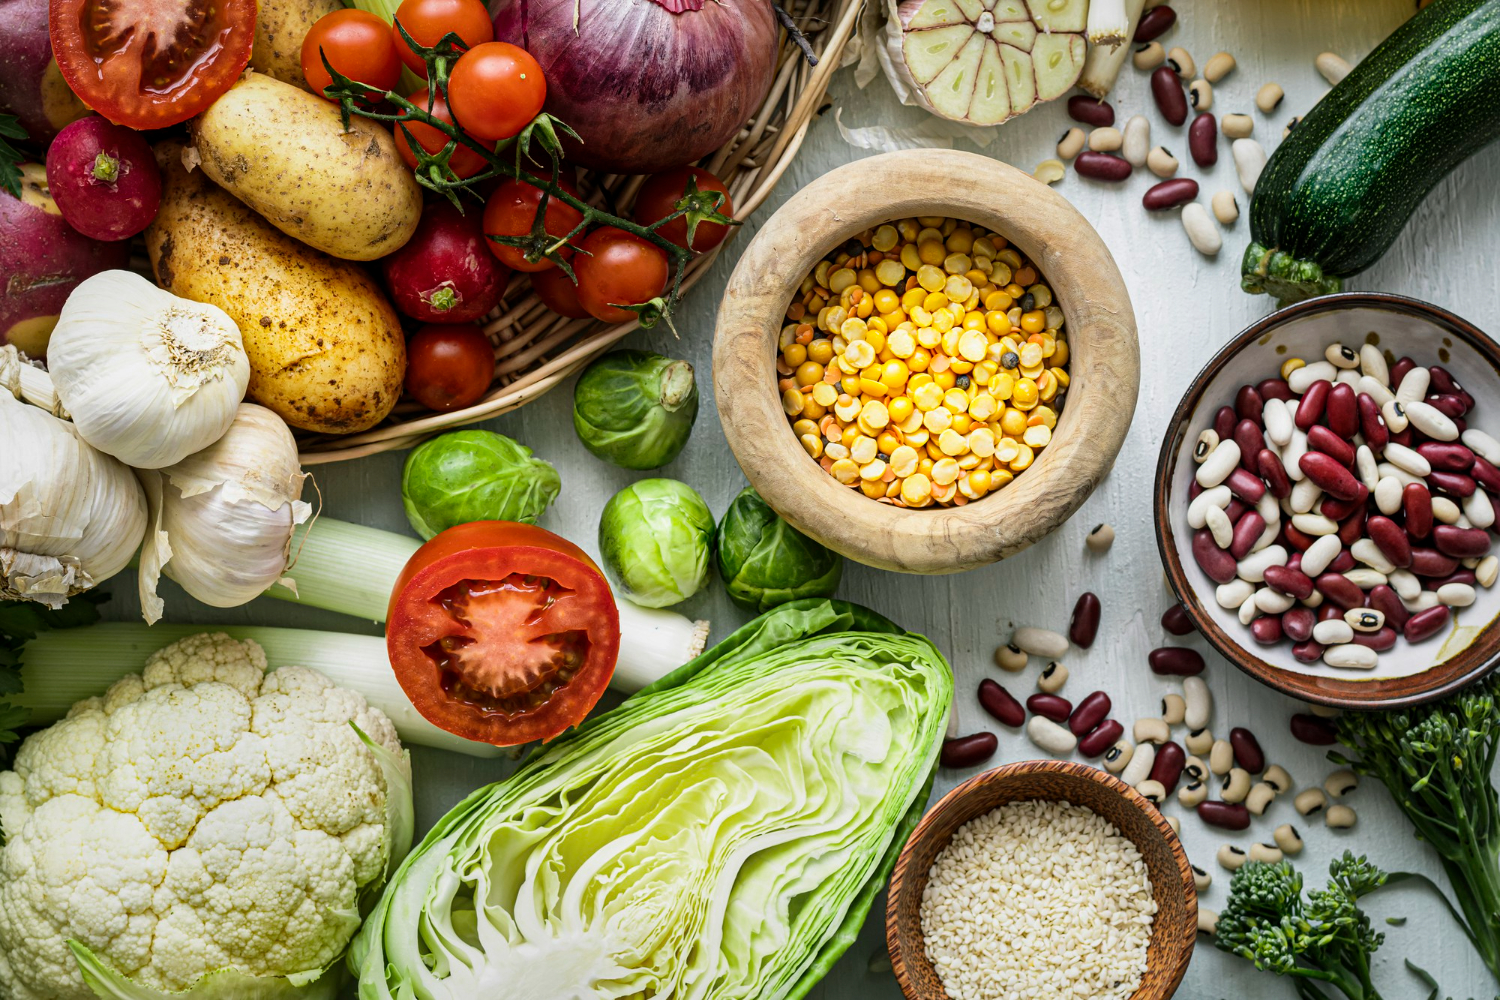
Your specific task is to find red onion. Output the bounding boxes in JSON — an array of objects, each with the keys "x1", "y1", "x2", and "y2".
[{"x1": 490, "y1": 0, "x2": 778, "y2": 175}]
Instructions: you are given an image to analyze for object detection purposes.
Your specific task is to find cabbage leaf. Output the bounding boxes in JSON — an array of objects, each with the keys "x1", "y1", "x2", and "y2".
[{"x1": 351, "y1": 599, "x2": 952, "y2": 1000}]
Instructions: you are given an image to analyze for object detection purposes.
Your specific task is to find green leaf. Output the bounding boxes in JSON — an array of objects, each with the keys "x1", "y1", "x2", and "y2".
[
  {"x1": 0, "y1": 113, "x2": 25, "y2": 199},
  {"x1": 0, "y1": 591, "x2": 106, "y2": 759},
  {"x1": 69, "y1": 941, "x2": 341, "y2": 1000}
]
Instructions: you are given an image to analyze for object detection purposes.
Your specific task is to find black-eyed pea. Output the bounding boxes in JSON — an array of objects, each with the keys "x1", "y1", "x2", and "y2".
[
  {"x1": 1057, "y1": 127, "x2": 1086, "y2": 160},
  {"x1": 1188, "y1": 79, "x2": 1212, "y2": 111},
  {"x1": 1274, "y1": 823, "x2": 1305, "y2": 855},
  {"x1": 1137, "y1": 779, "x2": 1167, "y2": 805},
  {"x1": 1183, "y1": 755, "x2": 1208, "y2": 783},
  {"x1": 1178, "y1": 780, "x2": 1208, "y2": 808},
  {"x1": 1263, "y1": 764, "x2": 1294, "y2": 794},
  {"x1": 1103, "y1": 738, "x2": 1135, "y2": 774},
  {"x1": 1255, "y1": 82, "x2": 1285, "y2": 113},
  {"x1": 1212, "y1": 190, "x2": 1239, "y2": 226},
  {"x1": 1192, "y1": 864, "x2": 1212, "y2": 892},
  {"x1": 1326, "y1": 804, "x2": 1357, "y2": 829},
  {"x1": 1217, "y1": 844, "x2": 1248, "y2": 871},
  {"x1": 1198, "y1": 908, "x2": 1219, "y2": 935},
  {"x1": 1324, "y1": 769, "x2": 1358, "y2": 797},
  {"x1": 993, "y1": 643, "x2": 1028, "y2": 672},
  {"x1": 1133, "y1": 41, "x2": 1165, "y2": 71},
  {"x1": 1086, "y1": 522, "x2": 1115, "y2": 552},
  {"x1": 1294, "y1": 788, "x2": 1328, "y2": 817},
  {"x1": 1088, "y1": 127, "x2": 1123, "y2": 152},
  {"x1": 1248, "y1": 843, "x2": 1284, "y2": 864},
  {"x1": 1245, "y1": 782, "x2": 1277, "y2": 816},
  {"x1": 1134, "y1": 717, "x2": 1171, "y2": 745},
  {"x1": 1167, "y1": 46, "x2": 1195, "y2": 80},
  {"x1": 1186, "y1": 727, "x2": 1214, "y2": 755},
  {"x1": 1147, "y1": 146, "x2": 1179, "y2": 178},
  {"x1": 1221, "y1": 767, "x2": 1252, "y2": 804},
  {"x1": 1203, "y1": 51, "x2": 1236, "y2": 83},
  {"x1": 1037, "y1": 660, "x2": 1069, "y2": 693},
  {"x1": 1209, "y1": 738, "x2": 1234, "y2": 776},
  {"x1": 1161, "y1": 693, "x2": 1187, "y2": 726},
  {"x1": 1222, "y1": 113, "x2": 1254, "y2": 139},
  {"x1": 1165, "y1": 815, "x2": 1181, "y2": 836}
]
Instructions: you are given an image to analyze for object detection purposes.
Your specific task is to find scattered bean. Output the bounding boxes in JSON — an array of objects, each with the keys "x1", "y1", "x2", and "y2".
[
  {"x1": 1221, "y1": 113, "x2": 1254, "y2": 139},
  {"x1": 1166, "y1": 815, "x2": 1181, "y2": 836},
  {"x1": 1185, "y1": 727, "x2": 1214, "y2": 755},
  {"x1": 1086, "y1": 522, "x2": 1115, "y2": 552},
  {"x1": 1291, "y1": 713, "x2": 1338, "y2": 745},
  {"x1": 1184, "y1": 755, "x2": 1208, "y2": 782},
  {"x1": 1192, "y1": 864, "x2": 1212, "y2": 892},
  {"x1": 1232, "y1": 138, "x2": 1267, "y2": 194},
  {"x1": 1263, "y1": 764, "x2": 1293, "y2": 793},
  {"x1": 1217, "y1": 844, "x2": 1248, "y2": 870},
  {"x1": 1162, "y1": 604, "x2": 1196, "y2": 635},
  {"x1": 1325, "y1": 769, "x2": 1358, "y2": 798},
  {"x1": 1316, "y1": 52, "x2": 1353, "y2": 85},
  {"x1": 1027, "y1": 714, "x2": 1078, "y2": 755},
  {"x1": 1188, "y1": 79, "x2": 1213, "y2": 111},
  {"x1": 1120, "y1": 741, "x2": 1157, "y2": 786},
  {"x1": 941, "y1": 732, "x2": 997, "y2": 768},
  {"x1": 1149, "y1": 646, "x2": 1205, "y2": 676},
  {"x1": 1255, "y1": 82, "x2": 1285, "y2": 113},
  {"x1": 1143, "y1": 178, "x2": 1199, "y2": 211},
  {"x1": 1222, "y1": 767, "x2": 1252, "y2": 804},
  {"x1": 1027, "y1": 692, "x2": 1072, "y2": 723},
  {"x1": 1294, "y1": 787, "x2": 1328, "y2": 817},
  {"x1": 1167, "y1": 46, "x2": 1196, "y2": 80},
  {"x1": 1209, "y1": 738, "x2": 1234, "y2": 776},
  {"x1": 1151, "y1": 66, "x2": 1189, "y2": 126},
  {"x1": 1088, "y1": 126, "x2": 1124, "y2": 152},
  {"x1": 978, "y1": 678, "x2": 1025, "y2": 727},
  {"x1": 1068, "y1": 592, "x2": 1102, "y2": 648},
  {"x1": 1198, "y1": 908, "x2": 1219, "y2": 935},
  {"x1": 1102, "y1": 736, "x2": 1135, "y2": 773},
  {"x1": 1122, "y1": 115, "x2": 1151, "y2": 167},
  {"x1": 1313, "y1": 618, "x2": 1355, "y2": 645},
  {"x1": 1068, "y1": 690, "x2": 1111, "y2": 736},
  {"x1": 1136, "y1": 779, "x2": 1167, "y2": 805},
  {"x1": 1208, "y1": 191, "x2": 1239, "y2": 229},
  {"x1": 1161, "y1": 692, "x2": 1187, "y2": 726},
  {"x1": 1246, "y1": 782, "x2": 1277, "y2": 816},
  {"x1": 1200, "y1": 801, "x2": 1251, "y2": 831},
  {"x1": 1178, "y1": 780, "x2": 1208, "y2": 808},
  {"x1": 1079, "y1": 719, "x2": 1125, "y2": 757},
  {"x1": 1147, "y1": 145, "x2": 1179, "y2": 177},
  {"x1": 1032, "y1": 159, "x2": 1066, "y2": 185},
  {"x1": 1325, "y1": 804, "x2": 1357, "y2": 829},
  {"x1": 1273, "y1": 823, "x2": 1304, "y2": 855},
  {"x1": 1013, "y1": 627, "x2": 1068, "y2": 658},
  {"x1": 1057, "y1": 126, "x2": 1086, "y2": 160},
  {"x1": 1248, "y1": 843, "x2": 1284, "y2": 864},
  {"x1": 1187, "y1": 114, "x2": 1218, "y2": 168},
  {"x1": 1178, "y1": 202, "x2": 1220, "y2": 256},
  {"x1": 1134, "y1": 4, "x2": 1176, "y2": 42},
  {"x1": 1134, "y1": 717, "x2": 1171, "y2": 745},
  {"x1": 1225, "y1": 728, "x2": 1263, "y2": 774},
  {"x1": 994, "y1": 643, "x2": 1028, "y2": 672},
  {"x1": 1074, "y1": 150, "x2": 1133, "y2": 182},
  {"x1": 1150, "y1": 741, "x2": 1187, "y2": 795},
  {"x1": 1037, "y1": 659, "x2": 1069, "y2": 693},
  {"x1": 1181, "y1": 679, "x2": 1210, "y2": 732},
  {"x1": 1134, "y1": 42, "x2": 1166, "y2": 71},
  {"x1": 1478, "y1": 555, "x2": 1498, "y2": 587},
  {"x1": 1067, "y1": 95, "x2": 1115, "y2": 127},
  {"x1": 1203, "y1": 51, "x2": 1236, "y2": 83}
]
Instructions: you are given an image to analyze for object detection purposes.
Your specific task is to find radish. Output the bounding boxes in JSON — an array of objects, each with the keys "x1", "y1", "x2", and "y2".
[
  {"x1": 44, "y1": 116, "x2": 161, "y2": 241},
  {"x1": 379, "y1": 200, "x2": 508, "y2": 324},
  {"x1": 0, "y1": 163, "x2": 131, "y2": 358}
]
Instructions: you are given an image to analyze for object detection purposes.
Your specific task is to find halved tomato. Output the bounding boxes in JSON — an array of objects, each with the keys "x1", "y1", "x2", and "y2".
[
  {"x1": 387, "y1": 521, "x2": 620, "y2": 746},
  {"x1": 49, "y1": 0, "x2": 257, "y2": 130}
]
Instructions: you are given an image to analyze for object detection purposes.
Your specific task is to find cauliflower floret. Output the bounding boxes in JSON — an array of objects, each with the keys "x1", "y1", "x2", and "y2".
[{"x1": 0, "y1": 633, "x2": 409, "y2": 1000}]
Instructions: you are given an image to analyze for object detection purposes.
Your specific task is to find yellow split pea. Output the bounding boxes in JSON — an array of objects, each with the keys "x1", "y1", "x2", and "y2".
[{"x1": 778, "y1": 217, "x2": 1070, "y2": 508}]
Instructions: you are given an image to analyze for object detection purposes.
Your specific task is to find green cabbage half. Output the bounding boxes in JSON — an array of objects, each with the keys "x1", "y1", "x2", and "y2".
[{"x1": 350, "y1": 600, "x2": 952, "y2": 1000}]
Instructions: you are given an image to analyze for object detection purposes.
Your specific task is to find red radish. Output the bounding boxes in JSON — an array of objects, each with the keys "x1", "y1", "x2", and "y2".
[
  {"x1": 0, "y1": 162, "x2": 130, "y2": 357},
  {"x1": 380, "y1": 200, "x2": 508, "y2": 323},
  {"x1": 44, "y1": 116, "x2": 161, "y2": 241}
]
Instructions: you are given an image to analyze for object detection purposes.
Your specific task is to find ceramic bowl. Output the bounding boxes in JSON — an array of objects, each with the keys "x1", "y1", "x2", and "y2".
[
  {"x1": 885, "y1": 759, "x2": 1196, "y2": 1000},
  {"x1": 712, "y1": 149, "x2": 1139, "y2": 574},
  {"x1": 1155, "y1": 292, "x2": 1500, "y2": 709}
]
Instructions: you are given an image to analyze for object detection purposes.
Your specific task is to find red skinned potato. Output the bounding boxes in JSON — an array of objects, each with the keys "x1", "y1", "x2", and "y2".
[
  {"x1": 45, "y1": 116, "x2": 162, "y2": 241},
  {"x1": 0, "y1": 163, "x2": 131, "y2": 357},
  {"x1": 380, "y1": 200, "x2": 508, "y2": 323},
  {"x1": 0, "y1": 0, "x2": 89, "y2": 143}
]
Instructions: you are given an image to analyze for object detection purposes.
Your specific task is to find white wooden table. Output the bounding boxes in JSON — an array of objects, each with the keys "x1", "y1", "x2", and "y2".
[{"x1": 111, "y1": 1, "x2": 1500, "y2": 995}]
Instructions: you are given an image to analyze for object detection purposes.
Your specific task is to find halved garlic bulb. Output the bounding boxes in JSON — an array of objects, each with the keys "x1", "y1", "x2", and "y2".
[
  {"x1": 880, "y1": 0, "x2": 1088, "y2": 125},
  {"x1": 138, "y1": 403, "x2": 311, "y2": 623},
  {"x1": 48, "y1": 270, "x2": 249, "y2": 469}
]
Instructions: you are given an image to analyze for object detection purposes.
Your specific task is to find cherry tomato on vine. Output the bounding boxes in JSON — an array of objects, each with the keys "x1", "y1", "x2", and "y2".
[
  {"x1": 301, "y1": 9, "x2": 403, "y2": 100},
  {"x1": 395, "y1": 89, "x2": 488, "y2": 179},
  {"x1": 391, "y1": 0, "x2": 494, "y2": 74},
  {"x1": 49, "y1": 0, "x2": 255, "y2": 128},
  {"x1": 633, "y1": 167, "x2": 735, "y2": 253},
  {"x1": 530, "y1": 266, "x2": 591, "y2": 320},
  {"x1": 404, "y1": 324, "x2": 495, "y2": 412},
  {"x1": 573, "y1": 228, "x2": 671, "y2": 325},
  {"x1": 482, "y1": 174, "x2": 585, "y2": 272},
  {"x1": 448, "y1": 42, "x2": 546, "y2": 144}
]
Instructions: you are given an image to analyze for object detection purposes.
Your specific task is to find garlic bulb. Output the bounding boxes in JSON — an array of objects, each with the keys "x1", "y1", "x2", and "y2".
[
  {"x1": 138, "y1": 403, "x2": 311, "y2": 623},
  {"x1": 0, "y1": 392, "x2": 147, "y2": 607},
  {"x1": 48, "y1": 270, "x2": 249, "y2": 470}
]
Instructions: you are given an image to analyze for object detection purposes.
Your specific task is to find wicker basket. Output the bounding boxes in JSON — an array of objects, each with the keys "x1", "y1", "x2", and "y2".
[{"x1": 296, "y1": 0, "x2": 862, "y2": 465}]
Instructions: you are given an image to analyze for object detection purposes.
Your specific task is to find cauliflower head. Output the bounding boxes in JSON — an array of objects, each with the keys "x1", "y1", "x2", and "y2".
[{"x1": 0, "y1": 633, "x2": 412, "y2": 1000}]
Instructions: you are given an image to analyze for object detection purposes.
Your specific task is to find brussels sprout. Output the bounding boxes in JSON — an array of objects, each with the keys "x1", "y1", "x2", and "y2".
[
  {"x1": 598, "y1": 478, "x2": 714, "y2": 608},
  {"x1": 401, "y1": 430, "x2": 560, "y2": 539},
  {"x1": 715, "y1": 488, "x2": 843, "y2": 612},
  {"x1": 572, "y1": 350, "x2": 698, "y2": 469}
]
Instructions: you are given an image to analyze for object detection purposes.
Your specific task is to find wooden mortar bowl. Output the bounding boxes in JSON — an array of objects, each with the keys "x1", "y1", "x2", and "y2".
[
  {"x1": 886, "y1": 760, "x2": 1197, "y2": 1000},
  {"x1": 712, "y1": 149, "x2": 1139, "y2": 574}
]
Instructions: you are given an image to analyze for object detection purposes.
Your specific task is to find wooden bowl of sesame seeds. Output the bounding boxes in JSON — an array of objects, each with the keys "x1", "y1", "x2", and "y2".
[
  {"x1": 712, "y1": 149, "x2": 1139, "y2": 574},
  {"x1": 885, "y1": 760, "x2": 1197, "y2": 1000}
]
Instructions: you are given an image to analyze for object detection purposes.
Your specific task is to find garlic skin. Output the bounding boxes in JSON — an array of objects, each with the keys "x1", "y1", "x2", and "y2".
[
  {"x1": 48, "y1": 270, "x2": 249, "y2": 470},
  {"x1": 138, "y1": 404, "x2": 312, "y2": 622},
  {"x1": 0, "y1": 392, "x2": 147, "y2": 607}
]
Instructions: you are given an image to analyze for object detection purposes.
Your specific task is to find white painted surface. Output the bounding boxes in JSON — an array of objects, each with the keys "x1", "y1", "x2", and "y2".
[{"x1": 102, "y1": 1, "x2": 1500, "y2": 996}]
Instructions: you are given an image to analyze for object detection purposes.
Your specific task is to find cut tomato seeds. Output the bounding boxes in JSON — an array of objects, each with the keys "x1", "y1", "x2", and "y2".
[{"x1": 779, "y1": 218, "x2": 1070, "y2": 508}]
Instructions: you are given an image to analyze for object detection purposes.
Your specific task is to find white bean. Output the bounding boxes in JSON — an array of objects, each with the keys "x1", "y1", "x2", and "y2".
[
  {"x1": 1335, "y1": 369, "x2": 1361, "y2": 389},
  {"x1": 1238, "y1": 592, "x2": 1260, "y2": 625},
  {"x1": 1388, "y1": 568, "x2": 1421, "y2": 600},
  {"x1": 1439, "y1": 583, "x2": 1477, "y2": 607},
  {"x1": 1013, "y1": 626, "x2": 1068, "y2": 658},
  {"x1": 1287, "y1": 360, "x2": 1336, "y2": 394},
  {"x1": 1432, "y1": 496, "x2": 1462, "y2": 524},
  {"x1": 1206, "y1": 503, "x2": 1235, "y2": 548},
  {"x1": 1232, "y1": 138, "x2": 1267, "y2": 194},
  {"x1": 1345, "y1": 568, "x2": 1387, "y2": 589},
  {"x1": 1252, "y1": 519, "x2": 1280, "y2": 554},
  {"x1": 1358, "y1": 345, "x2": 1389, "y2": 385},
  {"x1": 1351, "y1": 539, "x2": 1396, "y2": 575},
  {"x1": 1188, "y1": 484, "x2": 1233, "y2": 529},
  {"x1": 1263, "y1": 398, "x2": 1293, "y2": 447},
  {"x1": 1478, "y1": 555, "x2": 1499, "y2": 589},
  {"x1": 1405, "y1": 400, "x2": 1459, "y2": 441},
  {"x1": 1324, "y1": 643, "x2": 1378, "y2": 670},
  {"x1": 946, "y1": 703, "x2": 960, "y2": 739},
  {"x1": 1356, "y1": 445, "x2": 1378, "y2": 491},
  {"x1": 1462, "y1": 428, "x2": 1500, "y2": 465},
  {"x1": 1257, "y1": 490, "x2": 1282, "y2": 525},
  {"x1": 1312, "y1": 619, "x2": 1354, "y2": 645},
  {"x1": 1122, "y1": 114, "x2": 1151, "y2": 167},
  {"x1": 1027, "y1": 715, "x2": 1079, "y2": 755},
  {"x1": 1358, "y1": 375, "x2": 1394, "y2": 406},
  {"x1": 1397, "y1": 366, "x2": 1430, "y2": 405},
  {"x1": 1375, "y1": 476, "x2": 1404, "y2": 515},
  {"x1": 1196, "y1": 439, "x2": 1241, "y2": 488},
  {"x1": 1383, "y1": 442, "x2": 1431, "y2": 478},
  {"x1": 1183, "y1": 676, "x2": 1213, "y2": 729},
  {"x1": 1377, "y1": 462, "x2": 1424, "y2": 488},
  {"x1": 1382, "y1": 399, "x2": 1409, "y2": 433},
  {"x1": 1237, "y1": 545, "x2": 1288, "y2": 583},
  {"x1": 1256, "y1": 587, "x2": 1295, "y2": 614},
  {"x1": 1465, "y1": 489, "x2": 1496, "y2": 529},
  {"x1": 1282, "y1": 429, "x2": 1309, "y2": 482},
  {"x1": 1182, "y1": 202, "x2": 1222, "y2": 256},
  {"x1": 1402, "y1": 591, "x2": 1441, "y2": 613},
  {"x1": 1290, "y1": 476, "x2": 1322, "y2": 515},
  {"x1": 1292, "y1": 513, "x2": 1338, "y2": 536},
  {"x1": 1120, "y1": 741, "x2": 1156, "y2": 786},
  {"x1": 1216, "y1": 578, "x2": 1255, "y2": 609},
  {"x1": 1302, "y1": 590, "x2": 1325, "y2": 609},
  {"x1": 1300, "y1": 535, "x2": 1342, "y2": 577}
]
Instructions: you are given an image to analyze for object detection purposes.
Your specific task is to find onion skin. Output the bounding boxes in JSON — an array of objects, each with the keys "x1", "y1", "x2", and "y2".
[{"x1": 491, "y1": 0, "x2": 778, "y2": 174}]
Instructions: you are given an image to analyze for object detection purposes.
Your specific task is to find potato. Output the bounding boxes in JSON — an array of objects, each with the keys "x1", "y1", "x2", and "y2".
[
  {"x1": 145, "y1": 142, "x2": 406, "y2": 435},
  {"x1": 188, "y1": 73, "x2": 422, "y2": 261},
  {"x1": 250, "y1": 0, "x2": 343, "y2": 90}
]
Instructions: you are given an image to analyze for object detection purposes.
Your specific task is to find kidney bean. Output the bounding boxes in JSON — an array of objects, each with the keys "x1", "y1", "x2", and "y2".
[
  {"x1": 1349, "y1": 626, "x2": 1397, "y2": 652},
  {"x1": 1307, "y1": 425, "x2": 1356, "y2": 466},
  {"x1": 1188, "y1": 480, "x2": 1204, "y2": 502},
  {"x1": 1135, "y1": 4, "x2": 1176, "y2": 41},
  {"x1": 1328, "y1": 550, "x2": 1357, "y2": 574},
  {"x1": 1366, "y1": 515, "x2": 1413, "y2": 568},
  {"x1": 1300, "y1": 452, "x2": 1363, "y2": 500},
  {"x1": 1290, "y1": 713, "x2": 1338, "y2": 745},
  {"x1": 1417, "y1": 442, "x2": 1475, "y2": 470},
  {"x1": 1338, "y1": 510, "x2": 1367, "y2": 548},
  {"x1": 1227, "y1": 728, "x2": 1265, "y2": 773},
  {"x1": 1224, "y1": 498, "x2": 1249, "y2": 524},
  {"x1": 1319, "y1": 495, "x2": 1362, "y2": 521},
  {"x1": 1234, "y1": 418, "x2": 1263, "y2": 462},
  {"x1": 1429, "y1": 365, "x2": 1462, "y2": 396},
  {"x1": 1435, "y1": 569, "x2": 1478, "y2": 588},
  {"x1": 1150, "y1": 741, "x2": 1187, "y2": 795},
  {"x1": 1283, "y1": 522, "x2": 1316, "y2": 551},
  {"x1": 1473, "y1": 457, "x2": 1500, "y2": 494},
  {"x1": 1074, "y1": 151, "x2": 1133, "y2": 181},
  {"x1": 1069, "y1": 691, "x2": 1112, "y2": 736},
  {"x1": 1228, "y1": 512, "x2": 1265, "y2": 560},
  {"x1": 1435, "y1": 524, "x2": 1492, "y2": 558},
  {"x1": 1286, "y1": 552, "x2": 1303, "y2": 572},
  {"x1": 1325, "y1": 383, "x2": 1358, "y2": 438},
  {"x1": 1149, "y1": 646, "x2": 1205, "y2": 676},
  {"x1": 1257, "y1": 378, "x2": 1292, "y2": 402},
  {"x1": 1069, "y1": 592, "x2": 1101, "y2": 648},
  {"x1": 1027, "y1": 693, "x2": 1072, "y2": 723},
  {"x1": 1367, "y1": 586, "x2": 1407, "y2": 628},
  {"x1": 1282, "y1": 607, "x2": 1316, "y2": 642},
  {"x1": 1226, "y1": 467, "x2": 1267, "y2": 504},
  {"x1": 1404, "y1": 483, "x2": 1433, "y2": 538},
  {"x1": 1198, "y1": 801, "x2": 1251, "y2": 830},
  {"x1": 1428, "y1": 471, "x2": 1477, "y2": 498},
  {"x1": 1188, "y1": 113, "x2": 1218, "y2": 167},
  {"x1": 1213, "y1": 406, "x2": 1237, "y2": 442},
  {"x1": 1193, "y1": 528, "x2": 1238, "y2": 583},
  {"x1": 1263, "y1": 564, "x2": 1314, "y2": 600},
  {"x1": 1404, "y1": 605, "x2": 1452, "y2": 643},
  {"x1": 1315, "y1": 573, "x2": 1363, "y2": 610},
  {"x1": 1161, "y1": 604, "x2": 1196, "y2": 635},
  {"x1": 1295, "y1": 380, "x2": 1330, "y2": 430},
  {"x1": 1142, "y1": 178, "x2": 1199, "y2": 210},
  {"x1": 1256, "y1": 449, "x2": 1291, "y2": 499},
  {"x1": 1067, "y1": 95, "x2": 1115, "y2": 127},
  {"x1": 1391, "y1": 356, "x2": 1417, "y2": 384},
  {"x1": 1410, "y1": 547, "x2": 1460, "y2": 577},
  {"x1": 1429, "y1": 394, "x2": 1469, "y2": 418},
  {"x1": 1357, "y1": 394, "x2": 1388, "y2": 451},
  {"x1": 1151, "y1": 66, "x2": 1188, "y2": 125},
  {"x1": 1079, "y1": 719, "x2": 1124, "y2": 758},
  {"x1": 942, "y1": 732, "x2": 998, "y2": 768},
  {"x1": 1391, "y1": 426, "x2": 1414, "y2": 448},
  {"x1": 1250, "y1": 616, "x2": 1283, "y2": 644},
  {"x1": 1292, "y1": 639, "x2": 1326, "y2": 663},
  {"x1": 978, "y1": 679, "x2": 1025, "y2": 727}
]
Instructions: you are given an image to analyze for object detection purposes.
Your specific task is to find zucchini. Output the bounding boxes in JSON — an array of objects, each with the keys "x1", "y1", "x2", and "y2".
[{"x1": 1242, "y1": 0, "x2": 1500, "y2": 303}]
